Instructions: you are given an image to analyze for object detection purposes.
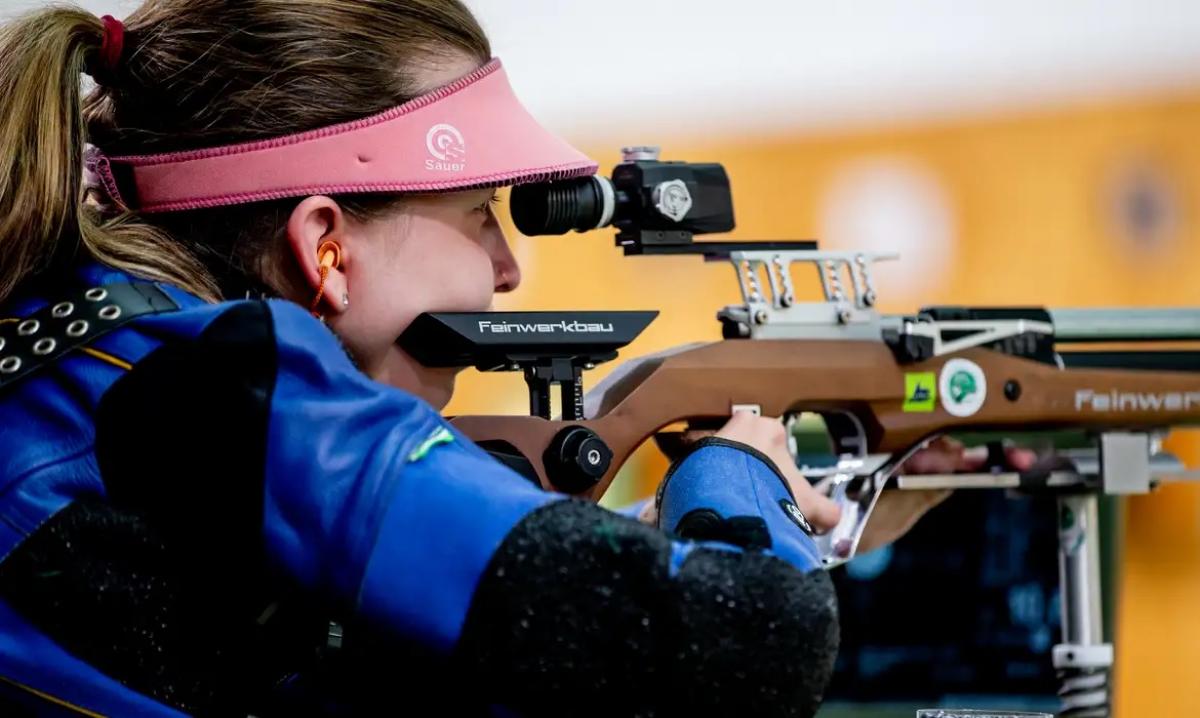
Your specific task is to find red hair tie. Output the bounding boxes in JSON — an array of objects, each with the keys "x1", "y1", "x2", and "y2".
[{"x1": 98, "y1": 15, "x2": 125, "y2": 76}]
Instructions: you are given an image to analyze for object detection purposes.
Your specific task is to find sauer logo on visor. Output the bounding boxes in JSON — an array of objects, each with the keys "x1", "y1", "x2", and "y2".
[{"x1": 425, "y1": 124, "x2": 466, "y2": 172}]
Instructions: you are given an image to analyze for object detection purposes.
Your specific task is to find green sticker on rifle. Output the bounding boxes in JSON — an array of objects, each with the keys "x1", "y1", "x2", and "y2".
[{"x1": 903, "y1": 372, "x2": 937, "y2": 412}]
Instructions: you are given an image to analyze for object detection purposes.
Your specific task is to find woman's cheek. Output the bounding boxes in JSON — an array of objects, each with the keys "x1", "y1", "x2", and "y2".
[{"x1": 439, "y1": 244, "x2": 497, "y2": 310}]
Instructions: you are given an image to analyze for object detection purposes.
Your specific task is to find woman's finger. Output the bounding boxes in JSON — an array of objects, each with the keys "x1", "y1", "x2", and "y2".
[
  {"x1": 680, "y1": 428, "x2": 717, "y2": 445},
  {"x1": 957, "y1": 445, "x2": 1039, "y2": 472},
  {"x1": 638, "y1": 500, "x2": 658, "y2": 525},
  {"x1": 773, "y1": 455, "x2": 842, "y2": 532},
  {"x1": 900, "y1": 436, "x2": 966, "y2": 474},
  {"x1": 792, "y1": 484, "x2": 843, "y2": 533}
]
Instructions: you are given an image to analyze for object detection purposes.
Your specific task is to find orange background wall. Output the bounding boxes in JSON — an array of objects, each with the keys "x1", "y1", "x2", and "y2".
[{"x1": 446, "y1": 91, "x2": 1200, "y2": 716}]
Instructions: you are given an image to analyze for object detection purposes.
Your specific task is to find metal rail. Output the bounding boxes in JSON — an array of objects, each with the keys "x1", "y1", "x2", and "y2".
[{"x1": 893, "y1": 451, "x2": 1197, "y2": 491}]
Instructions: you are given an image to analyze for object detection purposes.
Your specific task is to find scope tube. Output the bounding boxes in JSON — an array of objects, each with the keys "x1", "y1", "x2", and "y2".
[{"x1": 510, "y1": 176, "x2": 616, "y2": 236}]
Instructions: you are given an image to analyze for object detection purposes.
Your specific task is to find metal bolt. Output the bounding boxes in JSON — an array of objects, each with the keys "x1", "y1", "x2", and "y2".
[
  {"x1": 781, "y1": 294, "x2": 794, "y2": 308},
  {"x1": 653, "y1": 179, "x2": 693, "y2": 222},
  {"x1": 825, "y1": 261, "x2": 846, "y2": 302},
  {"x1": 862, "y1": 290, "x2": 877, "y2": 307},
  {"x1": 838, "y1": 308, "x2": 853, "y2": 324},
  {"x1": 754, "y1": 309, "x2": 769, "y2": 325}
]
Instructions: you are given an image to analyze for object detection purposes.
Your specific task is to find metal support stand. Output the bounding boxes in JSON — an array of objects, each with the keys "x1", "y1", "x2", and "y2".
[
  {"x1": 887, "y1": 433, "x2": 1173, "y2": 718},
  {"x1": 1051, "y1": 432, "x2": 1151, "y2": 717},
  {"x1": 1053, "y1": 494, "x2": 1112, "y2": 718}
]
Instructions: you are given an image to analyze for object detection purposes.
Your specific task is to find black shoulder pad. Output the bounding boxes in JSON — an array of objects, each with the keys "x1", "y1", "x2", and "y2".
[{"x1": 95, "y1": 301, "x2": 277, "y2": 566}]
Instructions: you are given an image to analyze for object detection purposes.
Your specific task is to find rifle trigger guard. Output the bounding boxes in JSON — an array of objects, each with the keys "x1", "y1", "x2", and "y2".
[{"x1": 812, "y1": 468, "x2": 893, "y2": 569}]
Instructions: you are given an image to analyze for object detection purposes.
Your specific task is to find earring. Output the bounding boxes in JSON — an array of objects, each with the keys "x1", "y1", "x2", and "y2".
[
  {"x1": 309, "y1": 241, "x2": 343, "y2": 319},
  {"x1": 342, "y1": 293, "x2": 350, "y2": 308}
]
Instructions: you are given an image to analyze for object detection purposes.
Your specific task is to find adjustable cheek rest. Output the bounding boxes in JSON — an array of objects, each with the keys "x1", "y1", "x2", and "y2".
[{"x1": 656, "y1": 437, "x2": 822, "y2": 571}]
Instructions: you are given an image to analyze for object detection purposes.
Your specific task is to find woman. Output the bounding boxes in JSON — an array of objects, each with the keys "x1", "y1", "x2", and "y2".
[{"x1": 0, "y1": 2, "x2": 1027, "y2": 716}]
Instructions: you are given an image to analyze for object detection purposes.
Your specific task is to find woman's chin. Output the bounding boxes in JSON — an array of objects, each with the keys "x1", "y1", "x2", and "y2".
[
  {"x1": 373, "y1": 345, "x2": 459, "y2": 410},
  {"x1": 418, "y1": 367, "x2": 459, "y2": 410}
]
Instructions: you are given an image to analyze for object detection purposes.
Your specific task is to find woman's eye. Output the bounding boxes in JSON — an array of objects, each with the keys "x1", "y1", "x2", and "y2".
[{"x1": 474, "y1": 194, "x2": 501, "y2": 216}]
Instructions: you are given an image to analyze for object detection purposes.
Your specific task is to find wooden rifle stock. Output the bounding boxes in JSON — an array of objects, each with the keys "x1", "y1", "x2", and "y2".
[{"x1": 449, "y1": 338, "x2": 1200, "y2": 498}]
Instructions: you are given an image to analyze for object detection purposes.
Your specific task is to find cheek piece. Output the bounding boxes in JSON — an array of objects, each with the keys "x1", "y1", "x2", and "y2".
[{"x1": 86, "y1": 58, "x2": 598, "y2": 214}]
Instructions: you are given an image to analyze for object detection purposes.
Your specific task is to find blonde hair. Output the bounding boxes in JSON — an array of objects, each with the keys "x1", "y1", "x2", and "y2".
[{"x1": 0, "y1": 0, "x2": 491, "y2": 304}]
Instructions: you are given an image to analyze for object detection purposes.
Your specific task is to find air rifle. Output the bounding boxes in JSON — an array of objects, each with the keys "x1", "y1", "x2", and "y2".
[{"x1": 398, "y1": 147, "x2": 1200, "y2": 717}]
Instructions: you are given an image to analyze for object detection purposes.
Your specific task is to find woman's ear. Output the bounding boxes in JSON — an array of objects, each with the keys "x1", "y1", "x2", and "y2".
[{"x1": 285, "y1": 195, "x2": 350, "y2": 317}]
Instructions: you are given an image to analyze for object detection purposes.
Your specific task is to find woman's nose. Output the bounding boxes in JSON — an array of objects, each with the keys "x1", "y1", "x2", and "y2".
[{"x1": 488, "y1": 217, "x2": 521, "y2": 293}]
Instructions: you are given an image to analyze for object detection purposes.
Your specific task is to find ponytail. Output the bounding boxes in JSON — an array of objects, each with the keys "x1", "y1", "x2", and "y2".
[{"x1": 0, "y1": 8, "x2": 218, "y2": 304}]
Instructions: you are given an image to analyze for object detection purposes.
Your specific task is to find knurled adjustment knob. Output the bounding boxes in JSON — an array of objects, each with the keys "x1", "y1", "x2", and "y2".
[
  {"x1": 621, "y1": 146, "x2": 660, "y2": 162},
  {"x1": 544, "y1": 426, "x2": 612, "y2": 494}
]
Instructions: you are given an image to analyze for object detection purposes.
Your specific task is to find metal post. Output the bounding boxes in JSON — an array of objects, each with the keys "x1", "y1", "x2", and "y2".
[{"x1": 1054, "y1": 494, "x2": 1112, "y2": 718}]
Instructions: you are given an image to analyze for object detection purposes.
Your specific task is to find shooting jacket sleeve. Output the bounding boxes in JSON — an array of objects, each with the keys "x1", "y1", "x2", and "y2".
[
  {"x1": 137, "y1": 300, "x2": 839, "y2": 717},
  {"x1": 655, "y1": 437, "x2": 825, "y2": 570}
]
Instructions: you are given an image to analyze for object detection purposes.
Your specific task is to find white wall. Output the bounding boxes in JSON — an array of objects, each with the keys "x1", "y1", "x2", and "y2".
[{"x1": 6, "y1": 0, "x2": 1200, "y2": 141}]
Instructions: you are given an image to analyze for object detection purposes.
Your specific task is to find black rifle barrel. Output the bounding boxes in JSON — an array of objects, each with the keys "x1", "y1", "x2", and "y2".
[{"x1": 1050, "y1": 309, "x2": 1200, "y2": 342}]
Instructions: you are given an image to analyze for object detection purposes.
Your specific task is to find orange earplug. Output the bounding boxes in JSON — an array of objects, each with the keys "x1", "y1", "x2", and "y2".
[
  {"x1": 318, "y1": 240, "x2": 342, "y2": 270},
  {"x1": 310, "y1": 241, "x2": 343, "y2": 319}
]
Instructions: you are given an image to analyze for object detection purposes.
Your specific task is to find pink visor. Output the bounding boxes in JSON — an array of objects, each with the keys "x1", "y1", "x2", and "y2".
[{"x1": 92, "y1": 58, "x2": 598, "y2": 213}]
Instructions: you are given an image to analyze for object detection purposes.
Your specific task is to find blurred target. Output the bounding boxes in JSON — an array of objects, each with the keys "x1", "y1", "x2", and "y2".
[
  {"x1": 819, "y1": 158, "x2": 956, "y2": 299},
  {"x1": 1105, "y1": 158, "x2": 1181, "y2": 256}
]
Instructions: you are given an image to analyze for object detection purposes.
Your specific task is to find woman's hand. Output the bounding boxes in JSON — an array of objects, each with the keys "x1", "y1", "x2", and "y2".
[
  {"x1": 640, "y1": 411, "x2": 842, "y2": 532},
  {"x1": 712, "y1": 411, "x2": 844, "y2": 533},
  {"x1": 854, "y1": 436, "x2": 1037, "y2": 554},
  {"x1": 640, "y1": 419, "x2": 1036, "y2": 557}
]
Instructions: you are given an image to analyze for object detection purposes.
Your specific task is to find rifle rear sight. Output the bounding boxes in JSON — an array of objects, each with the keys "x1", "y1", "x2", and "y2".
[{"x1": 510, "y1": 145, "x2": 816, "y2": 257}]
